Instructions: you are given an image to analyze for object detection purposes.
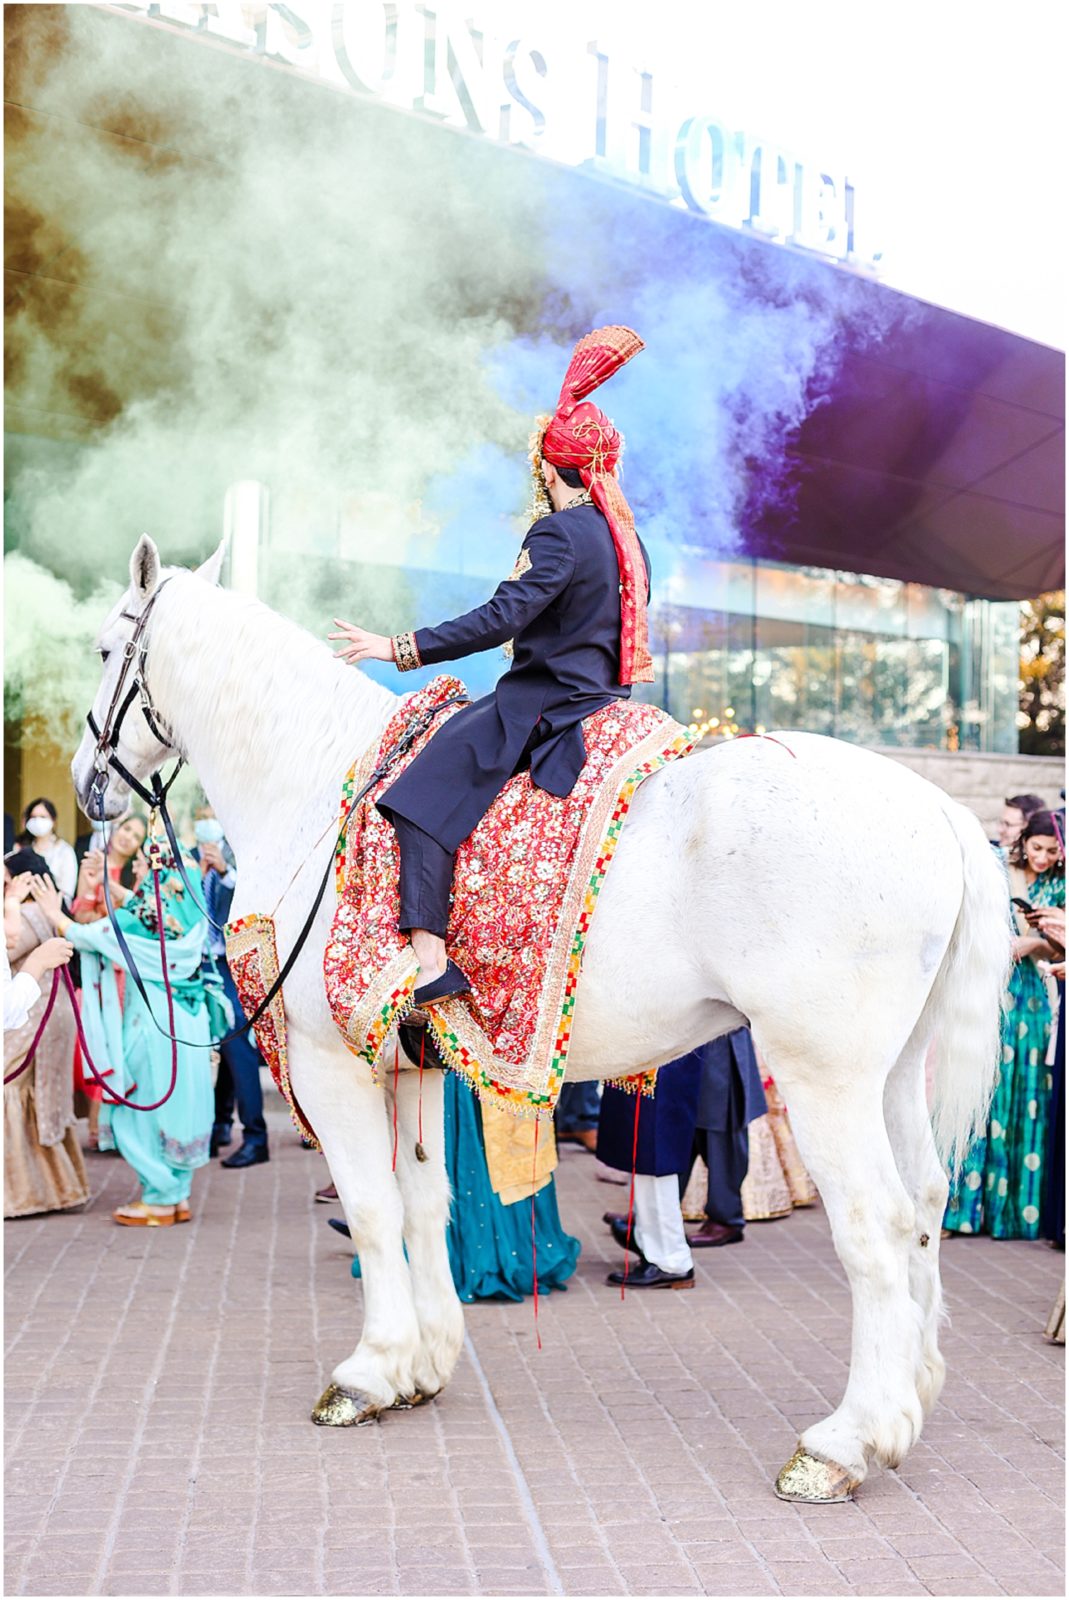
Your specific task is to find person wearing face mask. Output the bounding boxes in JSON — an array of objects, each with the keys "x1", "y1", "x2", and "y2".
[
  {"x1": 945, "y1": 809, "x2": 1065, "y2": 1240},
  {"x1": 193, "y1": 804, "x2": 269, "y2": 1170},
  {"x1": 19, "y1": 799, "x2": 77, "y2": 905}
]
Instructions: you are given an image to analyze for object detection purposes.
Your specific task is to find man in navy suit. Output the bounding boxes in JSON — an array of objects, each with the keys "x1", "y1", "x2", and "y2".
[
  {"x1": 193, "y1": 805, "x2": 269, "y2": 1169},
  {"x1": 329, "y1": 327, "x2": 653, "y2": 1009}
]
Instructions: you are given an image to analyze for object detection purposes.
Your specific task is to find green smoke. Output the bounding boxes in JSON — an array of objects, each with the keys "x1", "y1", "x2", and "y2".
[{"x1": 5, "y1": 3, "x2": 552, "y2": 735}]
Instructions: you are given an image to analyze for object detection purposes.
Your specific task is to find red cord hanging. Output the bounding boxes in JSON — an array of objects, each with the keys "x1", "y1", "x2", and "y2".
[
  {"x1": 418, "y1": 1029, "x2": 425, "y2": 1148},
  {"x1": 392, "y1": 1039, "x2": 400, "y2": 1171},
  {"x1": 622, "y1": 1085, "x2": 642, "y2": 1299},
  {"x1": 531, "y1": 1119, "x2": 541, "y2": 1350}
]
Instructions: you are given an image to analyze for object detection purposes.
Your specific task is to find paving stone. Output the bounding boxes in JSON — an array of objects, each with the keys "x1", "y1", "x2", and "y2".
[{"x1": 5, "y1": 1099, "x2": 1064, "y2": 1596}]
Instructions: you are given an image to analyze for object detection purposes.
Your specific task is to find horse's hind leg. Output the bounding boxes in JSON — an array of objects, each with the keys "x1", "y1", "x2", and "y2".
[
  {"x1": 770, "y1": 1069, "x2": 925, "y2": 1500},
  {"x1": 287, "y1": 1033, "x2": 423, "y2": 1424},
  {"x1": 389, "y1": 1063, "x2": 465, "y2": 1400},
  {"x1": 883, "y1": 1039, "x2": 949, "y2": 1420}
]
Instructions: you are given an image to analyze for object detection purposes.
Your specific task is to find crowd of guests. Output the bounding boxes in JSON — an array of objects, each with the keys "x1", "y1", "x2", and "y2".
[
  {"x1": 3, "y1": 794, "x2": 269, "y2": 1228},
  {"x1": 3, "y1": 783, "x2": 1065, "y2": 1313}
]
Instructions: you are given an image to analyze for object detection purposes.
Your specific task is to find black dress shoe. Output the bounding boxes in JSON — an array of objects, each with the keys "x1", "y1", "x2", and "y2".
[
  {"x1": 606, "y1": 1262, "x2": 695, "y2": 1290},
  {"x1": 328, "y1": 1217, "x2": 352, "y2": 1238},
  {"x1": 609, "y1": 1217, "x2": 645, "y2": 1257},
  {"x1": 220, "y1": 1142, "x2": 269, "y2": 1169},
  {"x1": 413, "y1": 960, "x2": 470, "y2": 1007},
  {"x1": 209, "y1": 1125, "x2": 234, "y2": 1158}
]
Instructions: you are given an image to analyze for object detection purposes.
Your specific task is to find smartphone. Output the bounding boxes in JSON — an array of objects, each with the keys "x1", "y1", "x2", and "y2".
[{"x1": 1010, "y1": 897, "x2": 1034, "y2": 913}]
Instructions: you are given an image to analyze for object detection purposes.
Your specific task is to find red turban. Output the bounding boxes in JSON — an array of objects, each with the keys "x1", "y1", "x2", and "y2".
[{"x1": 541, "y1": 325, "x2": 653, "y2": 685}]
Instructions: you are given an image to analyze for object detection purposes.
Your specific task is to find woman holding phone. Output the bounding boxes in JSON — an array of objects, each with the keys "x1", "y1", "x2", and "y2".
[{"x1": 944, "y1": 810, "x2": 1064, "y2": 1239}]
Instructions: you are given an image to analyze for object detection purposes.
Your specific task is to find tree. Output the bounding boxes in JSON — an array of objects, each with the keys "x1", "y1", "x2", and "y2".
[{"x1": 1019, "y1": 591, "x2": 1065, "y2": 756}]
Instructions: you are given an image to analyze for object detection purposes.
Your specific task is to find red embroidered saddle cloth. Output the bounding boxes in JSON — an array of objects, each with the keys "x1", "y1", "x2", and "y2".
[{"x1": 324, "y1": 675, "x2": 694, "y2": 1118}]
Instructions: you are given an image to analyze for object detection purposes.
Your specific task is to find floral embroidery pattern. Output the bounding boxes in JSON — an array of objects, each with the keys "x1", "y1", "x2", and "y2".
[
  {"x1": 226, "y1": 911, "x2": 320, "y2": 1148},
  {"x1": 324, "y1": 675, "x2": 694, "y2": 1118},
  {"x1": 159, "y1": 1129, "x2": 211, "y2": 1166}
]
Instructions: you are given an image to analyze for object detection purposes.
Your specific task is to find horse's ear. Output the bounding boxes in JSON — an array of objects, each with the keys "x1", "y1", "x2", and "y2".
[
  {"x1": 195, "y1": 538, "x2": 227, "y2": 587},
  {"x1": 129, "y1": 535, "x2": 160, "y2": 603}
]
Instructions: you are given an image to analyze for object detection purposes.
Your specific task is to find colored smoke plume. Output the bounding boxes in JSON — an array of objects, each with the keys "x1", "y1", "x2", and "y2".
[{"x1": 5, "y1": 4, "x2": 899, "y2": 746}]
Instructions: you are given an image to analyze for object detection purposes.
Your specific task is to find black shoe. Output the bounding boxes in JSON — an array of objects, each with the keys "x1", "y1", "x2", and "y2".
[
  {"x1": 606, "y1": 1262, "x2": 695, "y2": 1290},
  {"x1": 209, "y1": 1125, "x2": 234, "y2": 1158},
  {"x1": 328, "y1": 1217, "x2": 352, "y2": 1238},
  {"x1": 220, "y1": 1142, "x2": 269, "y2": 1169},
  {"x1": 413, "y1": 960, "x2": 470, "y2": 1007},
  {"x1": 609, "y1": 1217, "x2": 645, "y2": 1257},
  {"x1": 602, "y1": 1211, "x2": 628, "y2": 1229}
]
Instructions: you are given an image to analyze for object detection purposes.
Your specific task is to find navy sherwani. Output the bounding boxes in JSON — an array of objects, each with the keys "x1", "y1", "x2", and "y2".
[{"x1": 380, "y1": 500, "x2": 651, "y2": 854}]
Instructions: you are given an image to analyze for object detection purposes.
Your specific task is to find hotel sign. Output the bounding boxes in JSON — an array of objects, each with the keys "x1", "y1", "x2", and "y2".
[{"x1": 110, "y1": 2, "x2": 881, "y2": 269}]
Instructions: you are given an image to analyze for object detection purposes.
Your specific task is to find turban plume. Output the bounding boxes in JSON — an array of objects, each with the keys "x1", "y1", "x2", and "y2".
[{"x1": 541, "y1": 326, "x2": 652, "y2": 684}]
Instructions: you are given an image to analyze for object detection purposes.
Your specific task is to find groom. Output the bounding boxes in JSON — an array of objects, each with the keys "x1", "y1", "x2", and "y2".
[{"x1": 329, "y1": 326, "x2": 653, "y2": 1008}]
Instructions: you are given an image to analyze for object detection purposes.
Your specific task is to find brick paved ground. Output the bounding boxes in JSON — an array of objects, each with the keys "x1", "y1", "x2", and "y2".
[{"x1": 5, "y1": 1093, "x2": 1065, "y2": 1598}]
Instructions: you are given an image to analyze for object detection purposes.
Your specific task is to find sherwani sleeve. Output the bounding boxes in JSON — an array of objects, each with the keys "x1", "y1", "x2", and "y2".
[{"x1": 392, "y1": 519, "x2": 575, "y2": 669}]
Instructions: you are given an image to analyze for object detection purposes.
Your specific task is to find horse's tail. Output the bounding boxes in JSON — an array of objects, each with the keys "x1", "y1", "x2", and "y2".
[{"x1": 917, "y1": 799, "x2": 1011, "y2": 1174}]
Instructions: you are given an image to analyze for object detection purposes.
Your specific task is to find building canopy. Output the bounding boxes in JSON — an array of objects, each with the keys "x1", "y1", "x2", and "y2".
[{"x1": 748, "y1": 300, "x2": 1064, "y2": 600}]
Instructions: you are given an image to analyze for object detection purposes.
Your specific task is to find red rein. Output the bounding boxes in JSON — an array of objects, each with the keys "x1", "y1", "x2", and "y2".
[{"x1": 5, "y1": 871, "x2": 180, "y2": 1113}]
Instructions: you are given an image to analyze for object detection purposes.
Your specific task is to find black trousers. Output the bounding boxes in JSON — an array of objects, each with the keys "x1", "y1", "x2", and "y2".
[
  {"x1": 681, "y1": 1125, "x2": 750, "y2": 1231},
  {"x1": 383, "y1": 723, "x2": 549, "y2": 940},
  {"x1": 388, "y1": 814, "x2": 455, "y2": 939}
]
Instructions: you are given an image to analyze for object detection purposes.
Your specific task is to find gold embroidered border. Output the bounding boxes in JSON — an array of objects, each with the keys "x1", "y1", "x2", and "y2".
[{"x1": 391, "y1": 630, "x2": 422, "y2": 672}]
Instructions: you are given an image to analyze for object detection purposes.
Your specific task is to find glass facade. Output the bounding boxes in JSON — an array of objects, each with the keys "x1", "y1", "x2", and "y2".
[
  {"x1": 254, "y1": 494, "x2": 1020, "y2": 754},
  {"x1": 635, "y1": 552, "x2": 1019, "y2": 752}
]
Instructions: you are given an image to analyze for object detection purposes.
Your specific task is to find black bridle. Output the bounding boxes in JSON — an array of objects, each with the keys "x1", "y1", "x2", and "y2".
[
  {"x1": 86, "y1": 577, "x2": 182, "y2": 816},
  {"x1": 82, "y1": 579, "x2": 466, "y2": 1061}
]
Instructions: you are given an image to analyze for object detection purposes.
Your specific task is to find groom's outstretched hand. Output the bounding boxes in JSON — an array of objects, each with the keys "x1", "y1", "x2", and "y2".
[{"x1": 328, "y1": 619, "x2": 394, "y2": 665}]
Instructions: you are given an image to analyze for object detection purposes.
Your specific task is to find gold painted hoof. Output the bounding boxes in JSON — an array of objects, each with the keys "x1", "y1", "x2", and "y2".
[
  {"x1": 310, "y1": 1383, "x2": 381, "y2": 1426},
  {"x1": 774, "y1": 1446, "x2": 860, "y2": 1503}
]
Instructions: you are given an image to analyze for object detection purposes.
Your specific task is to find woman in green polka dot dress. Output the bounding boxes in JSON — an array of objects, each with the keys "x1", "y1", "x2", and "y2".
[{"x1": 945, "y1": 811, "x2": 1065, "y2": 1238}]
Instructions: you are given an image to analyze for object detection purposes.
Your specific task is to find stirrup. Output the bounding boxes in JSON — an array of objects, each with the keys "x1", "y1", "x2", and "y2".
[{"x1": 398, "y1": 1020, "x2": 449, "y2": 1073}]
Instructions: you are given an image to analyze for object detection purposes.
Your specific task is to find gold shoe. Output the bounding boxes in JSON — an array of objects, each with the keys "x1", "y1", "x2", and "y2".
[
  {"x1": 175, "y1": 1201, "x2": 191, "y2": 1224},
  {"x1": 112, "y1": 1202, "x2": 178, "y2": 1228}
]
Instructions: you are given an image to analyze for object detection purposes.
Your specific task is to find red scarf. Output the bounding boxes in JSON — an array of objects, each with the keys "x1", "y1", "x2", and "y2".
[{"x1": 541, "y1": 326, "x2": 653, "y2": 685}]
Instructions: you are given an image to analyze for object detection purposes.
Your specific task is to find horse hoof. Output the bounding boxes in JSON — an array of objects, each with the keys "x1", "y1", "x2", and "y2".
[
  {"x1": 774, "y1": 1446, "x2": 860, "y2": 1503},
  {"x1": 310, "y1": 1383, "x2": 381, "y2": 1426}
]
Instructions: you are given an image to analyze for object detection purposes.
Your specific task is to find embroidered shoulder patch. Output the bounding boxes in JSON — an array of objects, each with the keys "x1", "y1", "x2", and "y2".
[{"x1": 507, "y1": 547, "x2": 532, "y2": 582}]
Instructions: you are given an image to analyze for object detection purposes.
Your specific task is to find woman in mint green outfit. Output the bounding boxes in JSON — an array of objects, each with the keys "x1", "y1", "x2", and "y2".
[
  {"x1": 30, "y1": 851, "x2": 218, "y2": 1227},
  {"x1": 944, "y1": 811, "x2": 1064, "y2": 1239}
]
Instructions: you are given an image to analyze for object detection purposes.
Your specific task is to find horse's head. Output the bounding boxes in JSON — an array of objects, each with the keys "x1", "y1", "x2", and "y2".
[{"x1": 71, "y1": 534, "x2": 225, "y2": 820}]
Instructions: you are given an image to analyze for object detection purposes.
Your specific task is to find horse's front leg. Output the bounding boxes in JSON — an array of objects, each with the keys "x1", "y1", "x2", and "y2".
[
  {"x1": 770, "y1": 1072, "x2": 925, "y2": 1502},
  {"x1": 390, "y1": 1061, "x2": 465, "y2": 1399},
  {"x1": 288, "y1": 1032, "x2": 422, "y2": 1425}
]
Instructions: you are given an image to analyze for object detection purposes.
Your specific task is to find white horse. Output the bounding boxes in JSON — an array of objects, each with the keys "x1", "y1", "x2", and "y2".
[{"x1": 71, "y1": 536, "x2": 1009, "y2": 1502}]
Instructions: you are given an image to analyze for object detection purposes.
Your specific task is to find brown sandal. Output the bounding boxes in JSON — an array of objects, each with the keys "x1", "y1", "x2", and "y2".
[{"x1": 112, "y1": 1202, "x2": 178, "y2": 1228}]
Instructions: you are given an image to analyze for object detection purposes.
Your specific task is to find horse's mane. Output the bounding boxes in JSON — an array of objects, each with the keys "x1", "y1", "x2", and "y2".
[{"x1": 150, "y1": 572, "x2": 398, "y2": 798}]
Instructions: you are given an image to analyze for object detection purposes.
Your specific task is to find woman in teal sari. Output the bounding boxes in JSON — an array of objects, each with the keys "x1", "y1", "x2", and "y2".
[
  {"x1": 944, "y1": 810, "x2": 1065, "y2": 1239},
  {"x1": 349, "y1": 1071, "x2": 580, "y2": 1302},
  {"x1": 30, "y1": 847, "x2": 218, "y2": 1227}
]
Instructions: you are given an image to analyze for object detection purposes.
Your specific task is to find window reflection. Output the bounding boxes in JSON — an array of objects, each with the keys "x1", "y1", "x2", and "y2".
[{"x1": 647, "y1": 557, "x2": 1017, "y2": 752}]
